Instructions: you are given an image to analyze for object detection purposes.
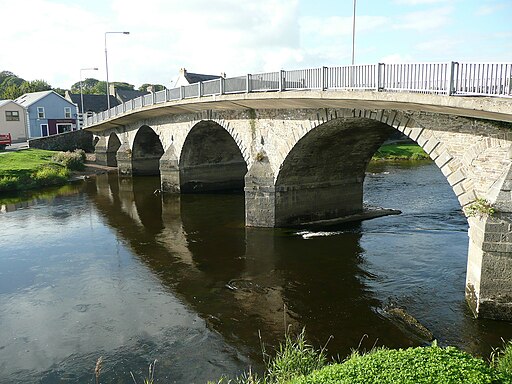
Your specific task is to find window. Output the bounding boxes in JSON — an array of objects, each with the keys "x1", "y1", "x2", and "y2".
[
  {"x1": 37, "y1": 107, "x2": 45, "y2": 119},
  {"x1": 57, "y1": 123, "x2": 72, "y2": 134},
  {"x1": 5, "y1": 111, "x2": 19, "y2": 121},
  {"x1": 64, "y1": 107, "x2": 71, "y2": 118}
]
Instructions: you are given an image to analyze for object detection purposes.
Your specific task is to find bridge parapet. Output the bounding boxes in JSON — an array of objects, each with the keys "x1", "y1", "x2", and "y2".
[{"x1": 85, "y1": 62, "x2": 511, "y2": 127}]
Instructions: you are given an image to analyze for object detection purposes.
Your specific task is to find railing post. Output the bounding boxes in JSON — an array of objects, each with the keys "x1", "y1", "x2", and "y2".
[
  {"x1": 152, "y1": 91, "x2": 156, "y2": 105},
  {"x1": 131, "y1": 99, "x2": 135, "y2": 110},
  {"x1": 321, "y1": 67, "x2": 327, "y2": 90},
  {"x1": 447, "y1": 61, "x2": 457, "y2": 95},
  {"x1": 279, "y1": 70, "x2": 285, "y2": 91},
  {"x1": 377, "y1": 63, "x2": 385, "y2": 91},
  {"x1": 220, "y1": 77, "x2": 225, "y2": 95},
  {"x1": 246, "y1": 74, "x2": 251, "y2": 93},
  {"x1": 180, "y1": 86, "x2": 185, "y2": 99},
  {"x1": 198, "y1": 82, "x2": 202, "y2": 98}
]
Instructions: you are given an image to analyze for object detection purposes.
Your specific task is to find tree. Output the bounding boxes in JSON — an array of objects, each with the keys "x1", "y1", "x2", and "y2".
[
  {"x1": 20, "y1": 79, "x2": 52, "y2": 93},
  {"x1": 0, "y1": 71, "x2": 24, "y2": 99},
  {"x1": 138, "y1": 83, "x2": 166, "y2": 92},
  {"x1": 2, "y1": 84, "x2": 23, "y2": 99},
  {"x1": 71, "y1": 78, "x2": 100, "y2": 94}
]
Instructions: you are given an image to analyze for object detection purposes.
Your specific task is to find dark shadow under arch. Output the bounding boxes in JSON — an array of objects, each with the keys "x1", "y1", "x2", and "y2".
[
  {"x1": 179, "y1": 120, "x2": 247, "y2": 193},
  {"x1": 132, "y1": 125, "x2": 164, "y2": 176},
  {"x1": 275, "y1": 117, "x2": 394, "y2": 226},
  {"x1": 107, "y1": 132, "x2": 121, "y2": 167}
]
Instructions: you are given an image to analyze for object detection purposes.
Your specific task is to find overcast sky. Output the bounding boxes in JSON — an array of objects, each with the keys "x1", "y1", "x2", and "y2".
[{"x1": 1, "y1": 0, "x2": 511, "y2": 89}]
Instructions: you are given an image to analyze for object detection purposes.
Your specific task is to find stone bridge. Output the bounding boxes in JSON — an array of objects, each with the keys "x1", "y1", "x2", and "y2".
[{"x1": 85, "y1": 63, "x2": 512, "y2": 321}]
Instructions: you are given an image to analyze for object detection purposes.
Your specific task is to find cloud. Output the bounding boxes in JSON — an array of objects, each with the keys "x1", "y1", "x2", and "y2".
[
  {"x1": 393, "y1": 0, "x2": 447, "y2": 4},
  {"x1": 395, "y1": 6, "x2": 453, "y2": 31},
  {"x1": 475, "y1": 2, "x2": 508, "y2": 16}
]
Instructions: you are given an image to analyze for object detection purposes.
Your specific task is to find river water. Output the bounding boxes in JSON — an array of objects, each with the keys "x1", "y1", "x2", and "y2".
[{"x1": 2, "y1": 161, "x2": 512, "y2": 383}]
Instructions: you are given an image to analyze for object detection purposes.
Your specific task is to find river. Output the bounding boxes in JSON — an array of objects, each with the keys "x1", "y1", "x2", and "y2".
[{"x1": 1, "y1": 161, "x2": 512, "y2": 383}]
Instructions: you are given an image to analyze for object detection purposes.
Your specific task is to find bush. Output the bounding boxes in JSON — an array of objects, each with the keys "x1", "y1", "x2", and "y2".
[
  {"x1": 32, "y1": 166, "x2": 69, "y2": 187},
  {"x1": 0, "y1": 176, "x2": 20, "y2": 192},
  {"x1": 52, "y1": 149, "x2": 85, "y2": 171},
  {"x1": 293, "y1": 345, "x2": 507, "y2": 384}
]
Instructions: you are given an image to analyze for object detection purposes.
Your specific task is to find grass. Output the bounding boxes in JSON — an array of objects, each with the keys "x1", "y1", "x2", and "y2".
[
  {"x1": 212, "y1": 331, "x2": 512, "y2": 384},
  {"x1": 0, "y1": 149, "x2": 85, "y2": 193},
  {"x1": 372, "y1": 143, "x2": 430, "y2": 161}
]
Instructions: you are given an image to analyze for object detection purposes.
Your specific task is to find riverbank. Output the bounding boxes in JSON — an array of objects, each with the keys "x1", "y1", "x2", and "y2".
[
  {"x1": 211, "y1": 330, "x2": 512, "y2": 384},
  {"x1": 372, "y1": 143, "x2": 430, "y2": 161},
  {"x1": 0, "y1": 149, "x2": 114, "y2": 193}
]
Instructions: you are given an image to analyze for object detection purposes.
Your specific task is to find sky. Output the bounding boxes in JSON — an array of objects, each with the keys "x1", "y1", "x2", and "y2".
[{"x1": 1, "y1": 0, "x2": 511, "y2": 90}]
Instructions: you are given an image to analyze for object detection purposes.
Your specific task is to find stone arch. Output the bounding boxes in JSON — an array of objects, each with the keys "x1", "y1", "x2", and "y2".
[
  {"x1": 179, "y1": 120, "x2": 248, "y2": 193},
  {"x1": 106, "y1": 132, "x2": 122, "y2": 167},
  {"x1": 273, "y1": 116, "x2": 394, "y2": 226},
  {"x1": 131, "y1": 125, "x2": 165, "y2": 176}
]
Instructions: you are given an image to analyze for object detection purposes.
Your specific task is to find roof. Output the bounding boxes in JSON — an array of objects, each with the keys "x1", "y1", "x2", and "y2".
[
  {"x1": 15, "y1": 90, "x2": 53, "y2": 107},
  {"x1": 184, "y1": 72, "x2": 222, "y2": 84},
  {"x1": 15, "y1": 90, "x2": 74, "y2": 108},
  {"x1": 67, "y1": 93, "x2": 119, "y2": 113},
  {"x1": 115, "y1": 89, "x2": 149, "y2": 103},
  {"x1": 0, "y1": 99, "x2": 25, "y2": 109}
]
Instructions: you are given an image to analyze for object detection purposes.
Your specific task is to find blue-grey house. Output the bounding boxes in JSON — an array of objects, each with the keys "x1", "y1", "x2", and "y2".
[{"x1": 15, "y1": 90, "x2": 79, "y2": 138}]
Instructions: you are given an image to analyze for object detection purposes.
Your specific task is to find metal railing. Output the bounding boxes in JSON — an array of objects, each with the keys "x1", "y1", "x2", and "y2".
[{"x1": 85, "y1": 61, "x2": 512, "y2": 127}]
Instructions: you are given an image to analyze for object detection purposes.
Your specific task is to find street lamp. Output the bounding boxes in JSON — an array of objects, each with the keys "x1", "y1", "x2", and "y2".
[
  {"x1": 80, "y1": 67, "x2": 98, "y2": 119},
  {"x1": 105, "y1": 31, "x2": 130, "y2": 114},
  {"x1": 351, "y1": 0, "x2": 356, "y2": 65}
]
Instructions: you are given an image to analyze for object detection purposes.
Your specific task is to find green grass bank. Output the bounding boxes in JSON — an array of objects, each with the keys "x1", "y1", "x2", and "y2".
[
  {"x1": 372, "y1": 143, "x2": 430, "y2": 161},
  {"x1": 0, "y1": 149, "x2": 85, "y2": 193},
  {"x1": 211, "y1": 331, "x2": 512, "y2": 384}
]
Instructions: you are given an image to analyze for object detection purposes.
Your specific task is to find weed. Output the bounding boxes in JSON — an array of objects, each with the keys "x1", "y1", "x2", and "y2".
[{"x1": 465, "y1": 198, "x2": 495, "y2": 218}]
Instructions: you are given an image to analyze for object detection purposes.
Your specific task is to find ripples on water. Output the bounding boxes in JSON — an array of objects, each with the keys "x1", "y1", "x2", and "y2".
[{"x1": 1, "y1": 162, "x2": 512, "y2": 383}]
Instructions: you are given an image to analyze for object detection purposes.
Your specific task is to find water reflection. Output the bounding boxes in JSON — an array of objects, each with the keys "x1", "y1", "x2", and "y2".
[
  {"x1": 86, "y1": 174, "x2": 428, "y2": 360},
  {"x1": 3, "y1": 163, "x2": 512, "y2": 383}
]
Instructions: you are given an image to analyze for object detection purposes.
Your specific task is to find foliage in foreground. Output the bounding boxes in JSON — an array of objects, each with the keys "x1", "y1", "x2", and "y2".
[
  {"x1": 214, "y1": 331, "x2": 512, "y2": 384},
  {"x1": 294, "y1": 345, "x2": 509, "y2": 384}
]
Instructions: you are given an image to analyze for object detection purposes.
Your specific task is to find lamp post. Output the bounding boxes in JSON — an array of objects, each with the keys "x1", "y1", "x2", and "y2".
[
  {"x1": 351, "y1": 0, "x2": 356, "y2": 65},
  {"x1": 80, "y1": 67, "x2": 98, "y2": 120},
  {"x1": 105, "y1": 31, "x2": 130, "y2": 114}
]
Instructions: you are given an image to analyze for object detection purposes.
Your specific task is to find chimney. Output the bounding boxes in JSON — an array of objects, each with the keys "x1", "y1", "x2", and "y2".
[
  {"x1": 220, "y1": 72, "x2": 226, "y2": 78},
  {"x1": 179, "y1": 68, "x2": 187, "y2": 76},
  {"x1": 109, "y1": 83, "x2": 116, "y2": 96},
  {"x1": 146, "y1": 85, "x2": 155, "y2": 93}
]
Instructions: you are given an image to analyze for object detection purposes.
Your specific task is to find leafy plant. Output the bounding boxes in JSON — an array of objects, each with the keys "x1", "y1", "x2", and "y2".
[
  {"x1": 293, "y1": 345, "x2": 506, "y2": 384},
  {"x1": 465, "y1": 198, "x2": 495, "y2": 218},
  {"x1": 52, "y1": 149, "x2": 85, "y2": 171}
]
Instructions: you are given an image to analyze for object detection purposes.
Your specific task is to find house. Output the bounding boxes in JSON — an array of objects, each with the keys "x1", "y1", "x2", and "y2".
[
  {"x1": 64, "y1": 91, "x2": 119, "y2": 115},
  {"x1": 0, "y1": 100, "x2": 28, "y2": 142},
  {"x1": 65, "y1": 85, "x2": 148, "y2": 115},
  {"x1": 172, "y1": 68, "x2": 224, "y2": 87},
  {"x1": 15, "y1": 90, "x2": 79, "y2": 138}
]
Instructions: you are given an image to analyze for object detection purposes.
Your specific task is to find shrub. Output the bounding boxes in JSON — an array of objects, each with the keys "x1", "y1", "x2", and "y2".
[
  {"x1": 52, "y1": 149, "x2": 85, "y2": 171},
  {"x1": 0, "y1": 176, "x2": 20, "y2": 192},
  {"x1": 293, "y1": 345, "x2": 505, "y2": 384},
  {"x1": 32, "y1": 166, "x2": 69, "y2": 187}
]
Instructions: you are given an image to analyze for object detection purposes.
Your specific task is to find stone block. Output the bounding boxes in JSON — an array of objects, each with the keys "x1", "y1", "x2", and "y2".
[
  {"x1": 447, "y1": 169, "x2": 465, "y2": 186},
  {"x1": 422, "y1": 138, "x2": 440, "y2": 154}
]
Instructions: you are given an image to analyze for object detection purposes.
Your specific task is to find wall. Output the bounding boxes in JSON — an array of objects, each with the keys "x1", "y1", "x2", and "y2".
[{"x1": 29, "y1": 129, "x2": 94, "y2": 152}]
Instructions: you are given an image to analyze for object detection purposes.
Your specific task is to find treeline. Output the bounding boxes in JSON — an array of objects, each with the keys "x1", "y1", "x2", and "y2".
[{"x1": 0, "y1": 70, "x2": 166, "y2": 100}]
